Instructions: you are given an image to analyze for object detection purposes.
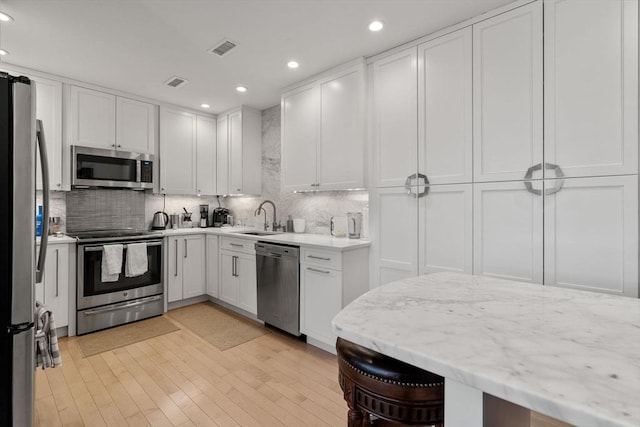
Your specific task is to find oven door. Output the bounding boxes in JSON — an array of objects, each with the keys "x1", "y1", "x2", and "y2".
[{"x1": 77, "y1": 239, "x2": 163, "y2": 309}]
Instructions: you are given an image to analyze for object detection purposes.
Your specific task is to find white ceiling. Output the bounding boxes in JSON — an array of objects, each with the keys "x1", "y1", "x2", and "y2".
[{"x1": 0, "y1": 0, "x2": 514, "y2": 114}]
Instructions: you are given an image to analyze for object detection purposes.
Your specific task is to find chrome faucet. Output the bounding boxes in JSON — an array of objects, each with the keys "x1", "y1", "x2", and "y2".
[
  {"x1": 254, "y1": 206, "x2": 268, "y2": 231},
  {"x1": 255, "y1": 200, "x2": 280, "y2": 231}
]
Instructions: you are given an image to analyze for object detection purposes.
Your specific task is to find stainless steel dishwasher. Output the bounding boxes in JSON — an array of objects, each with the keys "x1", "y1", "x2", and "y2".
[{"x1": 255, "y1": 242, "x2": 301, "y2": 336}]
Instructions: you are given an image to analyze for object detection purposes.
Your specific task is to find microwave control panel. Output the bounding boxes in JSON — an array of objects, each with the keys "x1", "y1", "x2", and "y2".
[{"x1": 140, "y1": 161, "x2": 153, "y2": 183}]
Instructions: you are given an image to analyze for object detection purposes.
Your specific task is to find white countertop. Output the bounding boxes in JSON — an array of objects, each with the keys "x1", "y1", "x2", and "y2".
[
  {"x1": 332, "y1": 272, "x2": 640, "y2": 427},
  {"x1": 36, "y1": 235, "x2": 77, "y2": 244},
  {"x1": 161, "y1": 226, "x2": 370, "y2": 250}
]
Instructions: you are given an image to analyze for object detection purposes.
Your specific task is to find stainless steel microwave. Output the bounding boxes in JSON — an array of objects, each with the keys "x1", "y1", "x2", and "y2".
[{"x1": 71, "y1": 145, "x2": 154, "y2": 189}]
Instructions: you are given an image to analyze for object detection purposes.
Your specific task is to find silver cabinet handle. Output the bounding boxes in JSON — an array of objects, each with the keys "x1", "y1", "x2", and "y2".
[
  {"x1": 524, "y1": 163, "x2": 543, "y2": 196},
  {"x1": 174, "y1": 239, "x2": 178, "y2": 277},
  {"x1": 544, "y1": 163, "x2": 565, "y2": 195},
  {"x1": 404, "y1": 173, "x2": 417, "y2": 198},
  {"x1": 308, "y1": 255, "x2": 331, "y2": 261},
  {"x1": 230, "y1": 243, "x2": 243, "y2": 247},
  {"x1": 307, "y1": 267, "x2": 330, "y2": 274},
  {"x1": 232, "y1": 256, "x2": 238, "y2": 277},
  {"x1": 417, "y1": 173, "x2": 429, "y2": 198},
  {"x1": 184, "y1": 239, "x2": 187, "y2": 258},
  {"x1": 55, "y1": 249, "x2": 59, "y2": 297}
]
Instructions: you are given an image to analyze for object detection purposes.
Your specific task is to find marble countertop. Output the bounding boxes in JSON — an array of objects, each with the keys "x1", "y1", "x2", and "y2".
[
  {"x1": 332, "y1": 272, "x2": 640, "y2": 427},
  {"x1": 161, "y1": 227, "x2": 370, "y2": 250}
]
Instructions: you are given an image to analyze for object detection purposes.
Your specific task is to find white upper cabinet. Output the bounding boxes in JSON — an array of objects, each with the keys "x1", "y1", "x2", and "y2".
[
  {"x1": 69, "y1": 86, "x2": 156, "y2": 154},
  {"x1": 216, "y1": 106, "x2": 261, "y2": 195},
  {"x1": 69, "y1": 86, "x2": 116, "y2": 150},
  {"x1": 33, "y1": 76, "x2": 65, "y2": 191},
  {"x1": 473, "y1": 2, "x2": 543, "y2": 182},
  {"x1": 281, "y1": 83, "x2": 318, "y2": 192},
  {"x1": 318, "y1": 64, "x2": 365, "y2": 190},
  {"x1": 159, "y1": 107, "x2": 197, "y2": 195},
  {"x1": 419, "y1": 184, "x2": 473, "y2": 275},
  {"x1": 116, "y1": 96, "x2": 157, "y2": 154},
  {"x1": 196, "y1": 115, "x2": 217, "y2": 195},
  {"x1": 281, "y1": 59, "x2": 365, "y2": 192},
  {"x1": 544, "y1": 175, "x2": 638, "y2": 297},
  {"x1": 370, "y1": 48, "x2": 418, "y2": 188},
  {"x1": 418, "y1": 27, "x2": 472, "y2": 185},
  {"x1": 544, "y1": 0, "x2": 638, "y2": 178},
  {"x1": 473, "y1": 181, "x2": 543, "y2": 284}
]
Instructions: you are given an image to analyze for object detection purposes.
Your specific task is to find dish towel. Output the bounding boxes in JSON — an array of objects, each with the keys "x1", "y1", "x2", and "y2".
[
  {"x1": 101, "y1": 244, "x2": 123, "y2": 282},
  {"x1": 35, "y1": 301, "x2": 62, "y2": 369},
  {"x1": 125, "y1": 242, "x2": 148, "y2": 277}
]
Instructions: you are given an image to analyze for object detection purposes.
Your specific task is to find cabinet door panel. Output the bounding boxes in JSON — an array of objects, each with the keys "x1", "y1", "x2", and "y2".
[
  {"x1": 419, "y1": 184, "x2": 472, "y2": 275},
  {"x1": 544, "y1": 176, "x2": 638, "y2": 297},
  {"x1": 544, "y1": 0, "x2": 638, "y2": 178},
  {"x1": 473, "y1": 2, "x2": 543, "y2": 182},
  {"x1": 219, "y1": 251, "x2": 237, "y2": 305},
  {"x1": 206, "y1": 236, "x2": 219, "y2": 298},
  {"x1": 301, "y1": 265, "x2": 341, "y2": 345},
  {"x1": 42, "y1": 245, "x2": 69, "y2": 327},
  {"x1": 166, "y1": 237, "x2": 182, "y2": 303},
  {"x1": 370, "y1": 187, "x2": 418, "y2": 288},
  {"x1": 196, "y1": 115, "x2": 217, "y2": 195},
  {"x1": 237, "y1": 253, "x2": 257, "y2": 315},
  {"x1": 182, "y1": 236, "x2": 205, "y2": 299},
  {"x1": 70, "y1": 86, "x2": 116, "y2": 149},
  {"x1": 228, "y1": 110, "x2": 244, "y2": 194},
  {"x1": 473, "y1": 181, "x2": 543, "y2": 283},
  {"x1": 281, "y1": 84, "x2": 318, "y2": 191},
  {"x1": 116, "y1": 97, "x2": 156, "y2": 154},
  {"x1": 160, "y1": 108, "x2": 196, "y2": 195},
  {"x1": 216, "y1": 116, "x2": 229, "y2": 195},
  {"x1": 319, "y1": 66, "x2": 364, "y2": 190},
  {"x1": 34, "y1": 77, "x2": 63, "y2": 190},
  {"x1": 418, "y1": 28, "x2": 472, "y2": 184},
  {"x1": 370, "y1": 48, "x2": 418, "y2": 188}
]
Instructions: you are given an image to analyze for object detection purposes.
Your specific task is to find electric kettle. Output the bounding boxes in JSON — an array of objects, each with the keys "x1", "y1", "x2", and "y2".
[{"x1": 152, "y1": 211, "x2": 169, "y2": 230}]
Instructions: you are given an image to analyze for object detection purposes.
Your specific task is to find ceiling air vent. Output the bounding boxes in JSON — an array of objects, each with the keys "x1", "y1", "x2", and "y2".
[
  {"x1": 209, "y1": 39, "x2": 238, "y2": 57},
  {"x1": 164, "y1": 76, "x2": 188, "y2": 88}
]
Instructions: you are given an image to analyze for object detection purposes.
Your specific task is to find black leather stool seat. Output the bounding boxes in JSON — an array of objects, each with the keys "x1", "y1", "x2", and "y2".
[{"x1": 336, "y1": 338, "x2": 445, "y2": 427}]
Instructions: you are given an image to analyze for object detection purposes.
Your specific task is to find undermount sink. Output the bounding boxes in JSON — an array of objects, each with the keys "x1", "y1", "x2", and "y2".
[{"x1": 235, "y1": 231, "x2": 283, "y2": 236}]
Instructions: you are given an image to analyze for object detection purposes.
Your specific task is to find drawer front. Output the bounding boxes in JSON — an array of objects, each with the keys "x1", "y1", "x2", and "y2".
[
  {"x1": 301, "y1": 248, "x2": 342, "y2": 270},
  {"x1": 220, "y1": 237, "x2": 255, "y2": 254}
]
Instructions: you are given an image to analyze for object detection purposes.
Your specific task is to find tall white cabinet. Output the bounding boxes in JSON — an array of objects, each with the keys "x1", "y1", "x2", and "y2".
[
  {"x1": 281, "y1": 59, "x2": 366, "y2": 192},
  {"x1": 369, "y1": 0, "x2": 638, "y2": 296}
]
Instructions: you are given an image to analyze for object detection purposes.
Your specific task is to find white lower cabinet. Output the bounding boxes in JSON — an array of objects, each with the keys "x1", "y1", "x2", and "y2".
[
  {"x1": 219, "y1": 237, "x2": 257, "y2": 315},
  {"x1": 35, "y1": 243, "x2": 70, "y2": 329},
  {"x1": 206, "y1": 235, "x2": 219, "y2": 298},
  {"x1": 300, "y1": 247, "x2": 369, "y2": 353},
  {"x1": 166, "y1": 235, "x2": 205, "y2": 302},
  {"x1": 473, "y1": 181, "x2": 544, "y2": 284},
  {"x1": 544, "y1": 175, "x2": 638, "y2": 297}
]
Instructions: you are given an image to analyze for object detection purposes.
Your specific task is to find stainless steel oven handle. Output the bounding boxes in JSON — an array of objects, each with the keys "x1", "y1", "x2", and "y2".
[
  {"x1": 83, "y1": 240, "x2": 163, "y2": 252},
  {"x1": 82, "y1": 295, "x2": 162, "y2": 315}
]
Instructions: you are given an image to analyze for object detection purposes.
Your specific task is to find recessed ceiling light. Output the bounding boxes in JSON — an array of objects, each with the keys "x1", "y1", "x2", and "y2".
[
  {"x1": 0, "y1": 12, "x2": 14, "y2": 22},
  {"x1": 287, "y1": 61, "x2": 299, "y2": 69},
  {"x1": 369, "y1": 20, "x2": 384, "y2": 32},
  {"x1": 0, "y1": 49, "x2": 9, "y2": 56},
  {"x1": 236, "y1": 86, "x2": 247, "y2": 93},
  {"x1": 201, "y1": 103, "x2": 210, "y2": 108}
]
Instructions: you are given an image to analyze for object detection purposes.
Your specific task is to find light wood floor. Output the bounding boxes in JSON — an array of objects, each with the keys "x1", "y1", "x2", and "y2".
[{"x1": 34, "y1": 314, "x2": 347, "y2": 426}]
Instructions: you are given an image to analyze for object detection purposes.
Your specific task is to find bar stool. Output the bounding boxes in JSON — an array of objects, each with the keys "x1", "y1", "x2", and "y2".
[{"x1": 336, "y1": 338, "x2": 445, "y2": 427}]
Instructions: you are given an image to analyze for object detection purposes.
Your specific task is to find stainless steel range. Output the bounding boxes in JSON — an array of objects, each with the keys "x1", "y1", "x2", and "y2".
[{"x1": 69, "y1": 229, "x2": 164, "y2": 335}]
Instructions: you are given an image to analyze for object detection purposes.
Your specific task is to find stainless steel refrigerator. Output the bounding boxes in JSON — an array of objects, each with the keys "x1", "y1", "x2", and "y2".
[{"x1": 1, "y1": 72, "x2": 50, "y2": 426}]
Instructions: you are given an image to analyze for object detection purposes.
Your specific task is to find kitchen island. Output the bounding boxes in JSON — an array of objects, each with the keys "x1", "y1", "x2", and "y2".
[{"x1": 332, "y1": 272, "x2": 640, "y2": 427}]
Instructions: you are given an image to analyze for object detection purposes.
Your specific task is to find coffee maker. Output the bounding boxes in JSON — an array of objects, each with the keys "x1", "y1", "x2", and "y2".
[
  {"x1": 212, "y1": 207, "x2": 230, "y2": 227},
  {"x1": 199, "y1": 204, "x2": 209, "y2": 228}
]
